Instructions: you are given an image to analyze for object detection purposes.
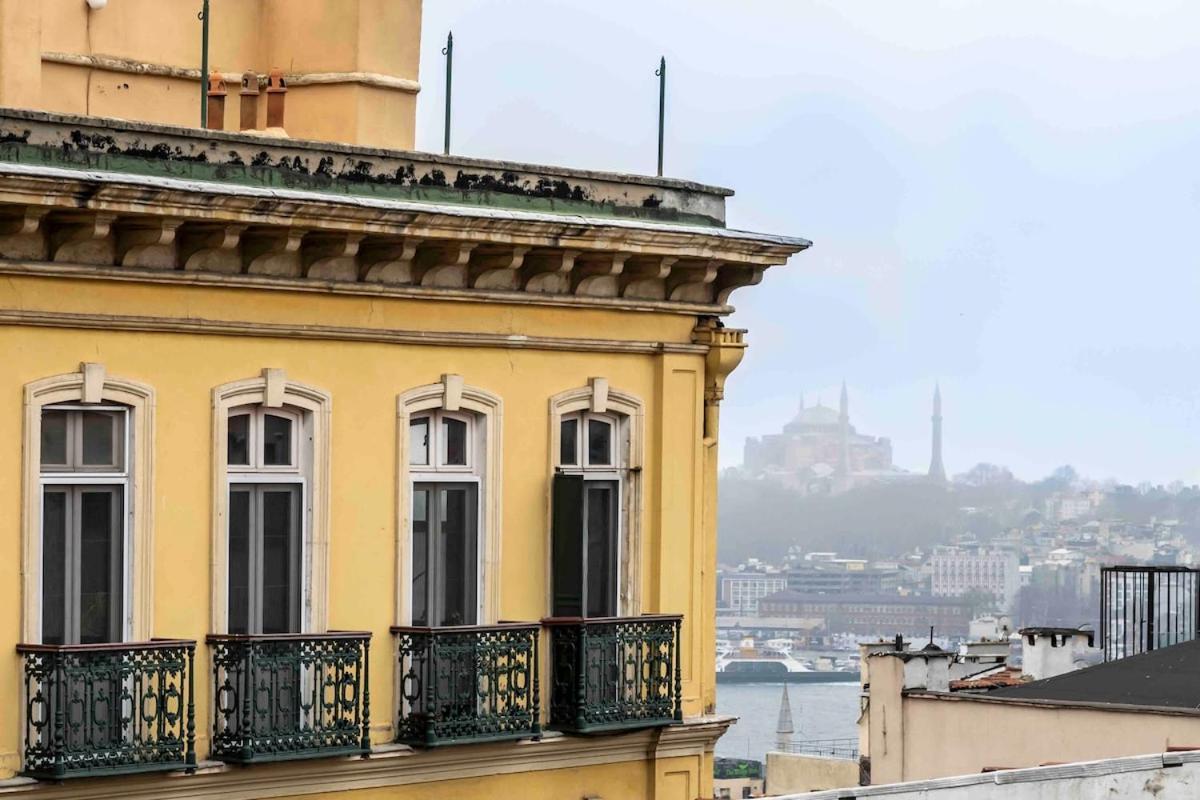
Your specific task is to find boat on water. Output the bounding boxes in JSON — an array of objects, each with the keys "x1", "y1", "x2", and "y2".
[{"x1": 716, "y1": 637, "x2": 860, "y2": 684}]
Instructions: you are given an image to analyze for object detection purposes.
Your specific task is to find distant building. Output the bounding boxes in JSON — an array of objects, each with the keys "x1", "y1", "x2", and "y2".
[
  {"x1": 788, "y1": 561, "x2": 903, "y2": 596},
  {"x1": 742, "y1": 384, "x2": 945, "y2": 493},
  {"x1": 930, "y1": 545, "x2": 1021, "y2": 610},
  {"x1": 759, "y1": 591, "x2": 973, "y2": 637},
  {"x1": 720, "y1": 570, "x2": 789, "y2": 614}
]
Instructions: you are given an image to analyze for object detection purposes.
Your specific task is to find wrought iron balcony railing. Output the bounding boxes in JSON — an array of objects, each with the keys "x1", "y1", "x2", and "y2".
[
  {"x1": 206, "y1": 632, "x2": 371, "y2": 763},
  {"x1": 391, "y1": 623, "x2": 540, "y2": 747},
  {"x1": 1101, "y1": 566, "x2": 1200, "y2": 661},
  {"x1": 16, "y1": 639, "x2": 197, "y2": 780},
  {"x1": 544, "y1": 614, "x2": 683, "y2": 734}
]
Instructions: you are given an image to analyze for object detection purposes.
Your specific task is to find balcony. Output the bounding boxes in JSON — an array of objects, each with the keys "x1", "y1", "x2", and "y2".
[
  {"x1": 16, "y1": 639, "x2": 196, "y2": 779},
  {"x1": 1101, "y1": 566, "x2": 1200, "y2": 660},
  {"x1": 544, "y1": 615, "x2": 683, "y2": 734},
  {"x1": 391, "y1": 623, "x2": 541, "y2": 747},
  {"x1": 206, "y1": 632, "x2": 371, "y2": 763}
]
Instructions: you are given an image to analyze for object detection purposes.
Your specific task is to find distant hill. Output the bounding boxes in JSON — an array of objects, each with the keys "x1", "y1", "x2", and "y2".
[{"x1": 717, "y1": 465, "x2": 1200, "y2": 563}]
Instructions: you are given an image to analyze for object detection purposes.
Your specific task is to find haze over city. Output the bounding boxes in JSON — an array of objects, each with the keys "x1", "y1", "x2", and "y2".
[{"x1": 416, "y1": 1, "x2": 1200, "y2": 485}]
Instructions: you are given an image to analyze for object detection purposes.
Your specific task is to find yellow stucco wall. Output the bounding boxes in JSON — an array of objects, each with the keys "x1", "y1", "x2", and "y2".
[
  {"x1": 0, "y1": 0, "x2": 421, "y2": 147},
  {"x1": 0, "y1": 273, "x2": 720, "y2": 792}
]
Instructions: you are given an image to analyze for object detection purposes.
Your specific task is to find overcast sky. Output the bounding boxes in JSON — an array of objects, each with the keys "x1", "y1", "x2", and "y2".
[{"x1": 415, "y1": 1, "x2": 1200, "y2": 486}]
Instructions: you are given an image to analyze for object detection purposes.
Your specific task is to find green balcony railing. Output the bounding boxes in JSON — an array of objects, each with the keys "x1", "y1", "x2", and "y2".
[
  {"x1": 391, "y1": 623, "x2": 540, "y2": 747},
  {"x1": 544, "y1": 615, "x2": 683, "y2": 734},
  {"x1": 16, "y1": 639, "x2": 197, "y2": 779},
  {"x1": 207, "y1": 632, "x2": 371, "y2": 764}
]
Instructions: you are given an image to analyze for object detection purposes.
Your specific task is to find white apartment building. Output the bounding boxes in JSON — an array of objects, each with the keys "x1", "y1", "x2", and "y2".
[
  {"x1": 720, "y1": 570, "x2": 789, "y2": 614},
  {"x1": 930, "y1": 545, "x2": 1021, "y2": 611}
]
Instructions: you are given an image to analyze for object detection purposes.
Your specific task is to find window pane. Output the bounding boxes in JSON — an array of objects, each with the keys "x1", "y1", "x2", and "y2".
[
  {"x1": 261, "y1": 488, "x2": 299, "y2": 634},
  {"x1": 439, "y1": 486, "x2": 477, "y2": 625},
  {"x1": 587, "y1": 419, "x2": 612, "y2": 466},
  {"x1": 411, "y1": 488, "x2": 430, "y2": 626},
  {"x1": 227, "y1": 414, "x2": 251, "y2": 465},
  {"x1": 585, "y1": 483, "x2": 618, "y2": 618},
  {"x1": 560, "y1": 418, "x2": 578, "y2": 465},
  {"x1": 409, "y1": 418, "x2": 430, "y2": 466},
  {"x1": 443, "y1": 418, "x2": 467, "y2": 466},
  {"x1": 263, "y1": 415, "x2": 293, "y2": 466},
  {"x1": 228, "y1": 489, "x2": 252, "y2": 635},
  {"x1": 41, "y1": 411, "x2": 68, "y2": 468},
  {"x1": 81, "y1": 412, "x2": 118, "y2": 468},
  {"x1": 79, "y1": 489, "x2": 121, "y2": 643},
  {"x1": 41, "y1": 490, "x2": 68, "y2": 645}
]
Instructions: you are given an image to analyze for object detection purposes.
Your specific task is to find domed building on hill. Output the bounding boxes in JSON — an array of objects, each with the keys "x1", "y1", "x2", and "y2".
[{"x1": 743, "y1": 383, "x2": 945, "y2": 494}]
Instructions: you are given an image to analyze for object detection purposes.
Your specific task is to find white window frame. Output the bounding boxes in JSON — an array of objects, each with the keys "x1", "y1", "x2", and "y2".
[
  {"x1": 210, "y1": 370, "x2": 330, "y2": 635},
  {"x1": 39, "y1": 404, "x2": 132, "y2": 644},
  {"x1": 22, "y1": 366, "x2": 155, "y2": 646},
  {"x1": 548, "y1": 380, "x2": 644, "y2": 618},
  {"x1": 226, "y1": 406, "x2": 302, "y2": 473},
  {"x1": 396, "y1": 376, "x2": 503, "y2": 628}
]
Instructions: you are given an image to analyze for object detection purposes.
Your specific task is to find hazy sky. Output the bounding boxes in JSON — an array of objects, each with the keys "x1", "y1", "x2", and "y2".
[{"x1": 415, "y1": 1, "x2": 1200, "y2": 486}]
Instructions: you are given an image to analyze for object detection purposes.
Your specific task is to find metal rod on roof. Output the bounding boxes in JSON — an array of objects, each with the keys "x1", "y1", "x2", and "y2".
[
  {"x1": 655, "y1": 56, "x2": 666, "y2": 176},
  {"x1": 199, "y1": 0, "x2": 211, "y2": 128},
  {"x1": 443, "y1": 31, "x2": 454, "y2": 155}
]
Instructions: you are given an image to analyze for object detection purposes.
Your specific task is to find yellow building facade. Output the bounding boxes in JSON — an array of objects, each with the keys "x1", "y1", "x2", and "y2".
[{"x1": 0, "y1": 3, "x2": 808, "y2": 798}]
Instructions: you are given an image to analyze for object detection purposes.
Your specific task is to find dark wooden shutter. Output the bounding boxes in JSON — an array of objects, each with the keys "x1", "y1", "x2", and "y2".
[{"x1": 551, "y1": 472, "x2": 585, "y2": 617}]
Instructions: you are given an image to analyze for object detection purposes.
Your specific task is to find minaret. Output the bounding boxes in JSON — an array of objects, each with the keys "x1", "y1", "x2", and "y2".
[
  {"x1": 775, "y1": 684, "x2": 795, "y2": 751},
  {"x1": 838, "y1": 380, "x2": 850, "y2": 475},
  {"x1": 928, "y1": 383, "x2": 946, "y2": 482}
]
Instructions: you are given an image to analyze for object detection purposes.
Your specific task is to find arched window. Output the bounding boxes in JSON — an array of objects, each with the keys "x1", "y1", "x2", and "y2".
[
  {"x1": 211, "y1": 369, "x2": 330, "y2": 634},
  {"x1": 407, "y1": 409, "x2": 482, "y2": 626},
  {"x1": 225, "y1": 404, "x2": 310, "y2": 634},
  {"x1": 396, "y1": 375, "x2": 502, "y2": 627},
  {"x1": 549, "y1": 380, "x2": 643, "y2": 618},
  {"x1": 22, "y1": 363, "x2": 155, "y2": 644}
]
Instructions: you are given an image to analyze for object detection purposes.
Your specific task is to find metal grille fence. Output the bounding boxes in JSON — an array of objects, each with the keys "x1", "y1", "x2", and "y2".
[{"x1": 1101, "y1": 566, "x2": 1200, "y2": 661}]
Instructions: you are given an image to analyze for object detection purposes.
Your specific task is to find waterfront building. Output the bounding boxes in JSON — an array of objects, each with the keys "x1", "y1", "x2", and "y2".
[
  {"x1": 929, "y1": 544, "x2": 1021, "y2": 611},
  {"x1": 758, "y1": 592, "x2": 972, "y2": 637},
  {"x1": 720, "y1": 569, "x2": 790, "y2": 614},
  {"x1": 0, "y1": 3, "x2": 809, "y2": 798},
  {"x1": 787, "y1": 560, "x2": 903, "y2": 596}
]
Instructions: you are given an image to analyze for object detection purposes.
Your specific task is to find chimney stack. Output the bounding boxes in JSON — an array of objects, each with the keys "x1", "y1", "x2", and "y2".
[
  {"x1": 239, "y1": 71, "x2": 260, "y2": 132},
  {"x1": 266, "y1": 69, "x2": 287, "y2": 130},
  {"x1": 206, "y1": 72, "x2": 227, "y2": 131}
]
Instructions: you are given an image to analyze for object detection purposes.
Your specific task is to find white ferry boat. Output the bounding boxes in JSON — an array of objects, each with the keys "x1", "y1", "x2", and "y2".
[{"x1": 716, "y1": 637, "x2": 860, "y2": 684}]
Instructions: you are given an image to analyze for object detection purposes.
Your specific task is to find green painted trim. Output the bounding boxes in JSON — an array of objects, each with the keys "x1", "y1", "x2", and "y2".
[{"x1": 0, "y1": 141, "x2": 723, "y2": 228}]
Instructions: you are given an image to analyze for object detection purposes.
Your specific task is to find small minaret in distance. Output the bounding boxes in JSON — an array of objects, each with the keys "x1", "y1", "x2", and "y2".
[
  {"x1": 928, "y1": 383, "x2": 946, "y2": 482},
  {"x1": 775, "y1": 684, "x2": 795, "y2": 751},
  {"x1": 838, "y1": 380, "x2": 850, "y2": 475}
]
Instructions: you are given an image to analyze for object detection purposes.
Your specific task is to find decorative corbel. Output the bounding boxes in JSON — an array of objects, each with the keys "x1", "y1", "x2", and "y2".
[
  {"x1": 0, "y1": 206, "x2": 49, "y2": 260},
  {"x1": 572, "y1": 252, "x2": 628, "y2": 298},
  {"x1": 360, "y1": 238, "x2": 421, "y2": 284},
  {"x1": 667, "y1": 259, "x2": 720, "y2": 303},
  {"x1": 48, "y1": 212, "x2": 117, "y2": 265},
  {"x1": 692, "y1": 319, "x2": 748, "y2": 443},
  {"x1": 411, "y1": 242, "x2": 476, "y2": 288},
  {"x1": 621, "y1": 255, "x2": 677, "y2": 300},
  {"x1": 242, "y1": 227, "x2": 305, "y2": 277},
  {"x1": 714, "y1": 265, "x2": 766, "y2": 306},
  {"x1": 178, "y1": 223, "x2": 246, "y2": 273},
  {"x1": 115, "y1": 218, "x2": 183, "y2": 269},
  {"x1": 469, "y1": 246, "x2": 529, "y2": 291},
  {"x1": 302, "y1": 232, "x2": 363, "y2": 282},
  {"x1": 521, "y1": 249, "x2": 579, "y2": 294}
]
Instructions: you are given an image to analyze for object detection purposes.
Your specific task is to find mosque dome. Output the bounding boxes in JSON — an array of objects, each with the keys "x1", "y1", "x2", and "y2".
[{"x1": 783, "y1": 404, "x2": 840, "y2": 432}]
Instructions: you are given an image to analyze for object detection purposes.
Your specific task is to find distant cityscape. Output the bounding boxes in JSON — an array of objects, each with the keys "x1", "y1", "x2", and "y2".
[{"x1": 720, "y1": 384, "x2": 1198, "y2": 644}]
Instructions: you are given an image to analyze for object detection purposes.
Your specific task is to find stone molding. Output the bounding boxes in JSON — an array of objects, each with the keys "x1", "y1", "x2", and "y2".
[
  {"x1": 0, "y1": 718, "x2": 734, "y2": 800},
  {"x1": 0, "y1": 161, "x2": 805, "y2": 312}
]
